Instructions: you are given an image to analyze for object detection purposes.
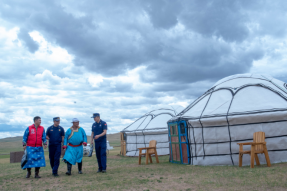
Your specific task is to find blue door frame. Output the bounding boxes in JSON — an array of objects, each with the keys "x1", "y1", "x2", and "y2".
[{"x1": 168, "y1": 121, "x2": 190, "y2": 164}]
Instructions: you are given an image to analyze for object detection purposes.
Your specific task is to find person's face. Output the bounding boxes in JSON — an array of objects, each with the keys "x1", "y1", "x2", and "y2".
[
  {"x1": 54, "y1": 121, "x2": 60, "y2": 126},
  {"x1": 35, "y1": 118, "x2": 41, "y2": 126},
  {"x1": 94, "y1": 116, "x2": 100, "y2": 122},
  {"x1": 73, "y1": 122, "x2": 79, "y2": 127}
]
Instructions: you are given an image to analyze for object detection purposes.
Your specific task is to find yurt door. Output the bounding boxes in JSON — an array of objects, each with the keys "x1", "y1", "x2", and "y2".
[
  {"x1": 178, "y1": 121, "x2": 190, "y2": 164},
  {"x1": 169, "y1": 123, "x2": 181, "y2": 163},
  {"x1": 169, "y1": 122, "x2": 190, "y2": 164}
]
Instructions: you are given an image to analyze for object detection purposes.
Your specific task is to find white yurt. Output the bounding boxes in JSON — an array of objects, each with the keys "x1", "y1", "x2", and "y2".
[
  {"x1": 122, "y1": 106, "x2": 183, "y2": 156},
  {"x1": 168, "y1": 74, "x2": 287, "y2": 166}
]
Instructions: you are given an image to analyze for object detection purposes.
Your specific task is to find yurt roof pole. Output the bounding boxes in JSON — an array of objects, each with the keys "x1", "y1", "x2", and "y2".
[
  {"x1": 198, "y1": 91, "x2": 213, "y2": 160},
  {"x1": 226, "y1": 93, "x2": 236, "y2": 165},
  {"x1": 175, "y1": 84, "x2": 287, "y2": 121},
  {"x1": 181, "y1": 84, "x2": 287, "y2": 165}
]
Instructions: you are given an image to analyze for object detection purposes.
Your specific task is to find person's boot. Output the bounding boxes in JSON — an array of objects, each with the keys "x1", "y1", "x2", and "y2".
[
  {"x1": 26, "y1": 168, "x2": 31, "y2": 178},
  {"x1": 78, "y1": 161, "x2": 83, "y2": 174},
  {"x1": 34, "y1": 168, "x2": 41, "y2": 178},
  {"x1": 66, "y1": 163, "x2": 72, "y2": 175}
]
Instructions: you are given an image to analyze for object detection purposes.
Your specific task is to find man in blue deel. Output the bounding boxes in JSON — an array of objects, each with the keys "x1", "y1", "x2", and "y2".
[
  {"x1": 90, "y1": 113, "x2": 107, "y2": 173},
  {"x1": 46, "y1": 117, "x2": 65, "y2": 177}
]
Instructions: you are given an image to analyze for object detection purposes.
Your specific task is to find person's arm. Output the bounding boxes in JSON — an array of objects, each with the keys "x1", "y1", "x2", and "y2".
[
  {"x1": 61, "y1": 127, "x2": 65, "y2": 145},
  {"x1": 82, "y1": 128, "x2": 87, "y2": 146},
  {"x1": 22, "y1": 127, "x2": 29, "y2": 150},
  {"x1": 42, "y1": 128, "x2": 47, "y2": 149},
  {"x1": 46, "y1": 127, "x2": 50, "y2": 140},
  {"x1": 91, "y1": 132, "x2": 94, "y2": 144},
  {"x1": 63, "y1": 129, "x2": 70, "y2": 149},
  {"x1": 94, "y1": 123, "x2": 107, "y2": 139}
]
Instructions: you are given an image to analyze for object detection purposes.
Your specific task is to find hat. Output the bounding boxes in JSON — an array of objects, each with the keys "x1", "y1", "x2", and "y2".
[
  {"x1": 91, "y1": 113, "x2": 100, "y2": 118},
  {"x1": 71, "y1": 118, "x2": 79, "y2": 123},
  {"x1": 53, "y1": 117, "x2": 60, "y2": 122}
]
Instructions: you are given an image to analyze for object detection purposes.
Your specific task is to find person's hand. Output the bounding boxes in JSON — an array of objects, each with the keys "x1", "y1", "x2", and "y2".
[
  {"x1": 44, "y1": 145, "x2": 47, "y2": 149},
  {"x1": 83, "y1": 142, "x2": 87, "y2": 146},
  {"x1": 46, "y1": 136, "x2": 50, "y2": 140},
  {"x1": 62, "y1": 145, "x2": 67, "y2": 150},
  {"x1": 23, "y1": 146, "x2": 26, "y2": 150},
  {"x1": 94, "y1": 135, "x2": 100, "y2": 140},
  {"x1": 90, "y1": 140, "x2": 93, "y2": 145}
]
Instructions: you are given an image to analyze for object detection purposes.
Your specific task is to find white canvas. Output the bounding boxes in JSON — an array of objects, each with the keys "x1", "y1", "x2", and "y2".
[
  {"x1": 122, "y1": 106, "x2": 183, "y2": 156},
  {"x1": 170, "y1": 73, "x2": 287, "y2": 166}
]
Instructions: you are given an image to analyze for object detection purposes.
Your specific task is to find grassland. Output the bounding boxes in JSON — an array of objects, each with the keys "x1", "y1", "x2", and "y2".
[{"x1": 1, "y1": 134, "x2": 287, "y2": 191}]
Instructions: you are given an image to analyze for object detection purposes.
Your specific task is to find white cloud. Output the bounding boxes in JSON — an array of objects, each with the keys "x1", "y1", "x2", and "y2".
[
  {"x1": 1, "y1": 1, "x2": 287, "y2": 139},
  {"x1": 29, "y1": 31, "x2": 74, "y2": 64}
]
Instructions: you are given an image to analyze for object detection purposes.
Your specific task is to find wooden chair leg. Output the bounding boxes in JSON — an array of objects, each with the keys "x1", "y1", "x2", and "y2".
[
  {"x1": 254, "y1": 154, "x2": 260, "y2": 166},
  {"x1": 250, "y1": 145, "x2": 255, "y2": 168},
  {"x1": 149, "y1": 154, "x2": 152, "y2": 163},
  {"x1": 239, "y1": 153, "x2": 243, "y2": 167},
  {"x1": 155, "y1": 150, "x2": 159, "y2": 163},
  {"x1": 145, "y1": 151, "x2": 149, "y2": 165},
  {"x1": 263, "y1": 145, "x2": 271, "y2": 167},
  {"x1": 139, "y1": 155, "x2": 141, "y2": 165}
]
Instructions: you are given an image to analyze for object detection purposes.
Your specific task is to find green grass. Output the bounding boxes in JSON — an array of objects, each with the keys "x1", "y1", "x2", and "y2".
[{"x1": 1, "y1": 135, "x2": 287, "y2": 190}]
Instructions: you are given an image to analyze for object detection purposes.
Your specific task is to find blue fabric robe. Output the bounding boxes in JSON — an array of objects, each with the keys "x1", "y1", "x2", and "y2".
[
  {"x1": 63, "y1": 127, "x2": 87, "y2": 165},
  {"x1": 22, "y1": 127, "x2": 47, "y2": 169}
]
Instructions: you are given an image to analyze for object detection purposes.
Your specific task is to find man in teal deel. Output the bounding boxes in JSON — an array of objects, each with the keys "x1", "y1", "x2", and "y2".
[{"x1": 62, "y1": 118, "x2": 87, "y2": 175}]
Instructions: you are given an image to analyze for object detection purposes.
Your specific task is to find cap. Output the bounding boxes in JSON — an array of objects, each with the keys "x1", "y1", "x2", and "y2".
[
  {"x1": 71, "y1": 118, "x2": 79, "y2": 123},
  {"x1": 53, "y1": 117, "x2": 60, "y2": 122},
  {"x1": 91, "y1": 113, "x2": 100, "y2": 118}
]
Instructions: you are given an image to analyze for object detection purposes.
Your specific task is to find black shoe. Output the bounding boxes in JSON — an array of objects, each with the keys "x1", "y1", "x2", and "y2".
[
  {"x1": 102, "y1": 170, "x2": 106, "y2": 173},
  {"x1": 97, "y1": 170, "x2": 102, "y2": 173},
  {"x1": 26, "y1": 169, "x2": 31, "y2": 178},
  {"x1": 78, "y1": 161, "x2": 83, "y2": 174},
  {"x1": 53, "y1": 173, "x2": 59, "y2": 177},
  {"x1": 35, "y1": 168, "x2": 41, "y2": 178},
  {"x1": 35, "y1": 174, "x2": 41, "y2": 178},
  {"x1": 66, "y1": 163, "x2": 72, "y2": 175}
]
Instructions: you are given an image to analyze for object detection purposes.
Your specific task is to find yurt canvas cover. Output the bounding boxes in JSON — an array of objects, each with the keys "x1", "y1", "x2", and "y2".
[
  {"x1": 122, "y1": 107, "x2": 183, "y2": 156},
  {"x1": 168, "y1": 74, "x2": 287, "y2": 166}
]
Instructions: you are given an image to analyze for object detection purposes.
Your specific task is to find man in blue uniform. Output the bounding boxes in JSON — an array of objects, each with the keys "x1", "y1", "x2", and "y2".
[
  {"x1": 46, "y1": 117, "x2": 65, "y2": 177},
  {"x1": 90, "y1": 113, "x2": 107, "y2": 173}
]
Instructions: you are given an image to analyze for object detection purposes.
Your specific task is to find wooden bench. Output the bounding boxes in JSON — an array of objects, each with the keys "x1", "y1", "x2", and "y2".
[
  {"x1": 237, "y1": 131, "x2": 271, "y2": 168},
  {"x1": 138, "y1": 140, "x2": 159, "y2": 165}
]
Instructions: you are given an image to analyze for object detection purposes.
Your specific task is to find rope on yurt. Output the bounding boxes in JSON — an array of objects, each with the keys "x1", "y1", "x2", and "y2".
[
  {"x1": 226, "y1": 93, "x2": 235, "y2": 166},
  {"x1": 133, "y1": 115, "x2": 151, "y2": 157},
  {"x1": 186, "y1": 121, "x2": 192, "y2": 165},
  {"x1": 141, "y1": 114, "x2": 155, "y2": 154},
  {"x1": 198, "y1": 92, "x2": 213, "y2": 159},
  {"x1": 183, "y1": 117, "x2": 287, "y2": 129},
  {"x1": 261, "y1": 74, "x2": 287, "y2": 95},
  {"x1": 134, "y1": 130, "x2": 139, "y2": 157}
]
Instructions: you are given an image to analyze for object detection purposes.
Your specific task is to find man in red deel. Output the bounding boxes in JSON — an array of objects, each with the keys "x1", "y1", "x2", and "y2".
[{"x1": 22, "y1": 116, "x2": 47, "y2": 178}]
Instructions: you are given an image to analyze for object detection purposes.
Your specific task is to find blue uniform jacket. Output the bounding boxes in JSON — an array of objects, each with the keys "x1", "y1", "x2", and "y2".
[
  {"x1": 92, "y1": 120, "x2": 107, "y2": 142},
  {"x1": 46, "y1": 125, "x2": 65, "y2": 146}
]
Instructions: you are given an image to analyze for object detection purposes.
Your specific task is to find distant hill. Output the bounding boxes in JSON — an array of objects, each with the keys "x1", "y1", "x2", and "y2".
[
  {"x1": 0, "y1": 133, "x2": 121, "y2": 143},
  {"x1": 0, "y1": 136, "x2": 23, "y2": 143}
]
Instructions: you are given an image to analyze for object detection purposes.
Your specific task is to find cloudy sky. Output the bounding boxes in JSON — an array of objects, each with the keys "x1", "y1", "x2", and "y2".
[{"x1": 1, "y1": 0, "x2": 287, "y2": 138}]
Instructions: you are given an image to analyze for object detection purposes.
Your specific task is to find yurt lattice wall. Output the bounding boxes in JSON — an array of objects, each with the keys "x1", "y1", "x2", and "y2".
[
  {"x1": 168, "y1": 74, "x2": 287, "y2": 166},
  {"x1": 122, "y1": 107, "x2": 183, "y2": 156}
]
